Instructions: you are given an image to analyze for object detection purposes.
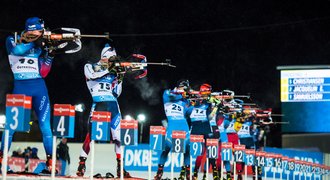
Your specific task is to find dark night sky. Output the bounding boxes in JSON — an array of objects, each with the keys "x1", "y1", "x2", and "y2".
[{"x1": 1, "y1": 0, "x2": 330, "y2": 145}]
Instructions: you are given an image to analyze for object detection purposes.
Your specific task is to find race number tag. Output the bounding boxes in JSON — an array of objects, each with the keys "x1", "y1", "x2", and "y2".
[
  {"x1": 265, "y1": 153, "x2": 276, "y2": 167},
  {"x1": 245, "y1": 149, "x2": 255, "y2": 166},
  {"x1": 190, "y1": 135, "x2": 204, "y2": 157},
  {"x1": 226, "y1": 121, "x2": 236, "y2": 133},
  {"x1": 5, "y1": 94, "x2": 32, "y2": 132},
  {"x1": 321, "y1": 165, "x2": 326, "y2": 176},
  {"x1": 288, "y1": 158, "x2": 295, "y2": 172},
  {"x1": 299, "y1": 160, "x2": 306, "y2": 173},
  {"x1": 295, "y1": 160, "x2": 302, "y2": 173},
  {"x1": 120, "y1": 120, "x2": 138, "y2": 146},
  {"x1": 320, "y1": 165, "x2": 325, "y2": 175},
  {"x1": 282, "y1": 156, "x2": 289, "y2": 171},
  {"x1": 313, "y1": 163, "x2": 320, "y2": 175},
  {"x1": 317, "y1": 164, "x2": 322, "y2": 175},
  {"x1": 255, "y1": 151, "x2": 266, "y2": 167},
  {"x1": 221, "y1": 142, "x2": 233, "y2": 161},
  {"x1": 234, "y1": 144, "x2": 246, "y2": 163},
  {"x1": 9, "y1": 55, "x2": 41, "y2": 79},
  {"x1": 206, "y1": 139, "x2": 219, "y2": 159},
  {"x1": 53, "y1": 104, "x2": 75, "y2": 138},
  {"x1": 164, "y1": 103, "x2": 184, "y2": 118},
  {"x1": 91, "y1": 111, "x2": 111, "y2": 141},
  {"x1": 149, "y1": 126, "x2": 166, "y2": 151},
  {"x1": 315, "y1": 164, "x2": 322, "y2": 176},
  {"x1": 311, "y1": 163, "x2": 317, "y2": 174},
  {"x1": 190, "y1": 108, "x2": 207, "y2": 119},
  {"x1": 171, "y1": 131, "x2": 186, "y2": 153},
  {"x1": 305, "y1": 162, "x2": 312, "y2": 174},
  {"x1": 274, "y1": 154, "x2": 282, "y2": 169},
  {"x1": 302, "y1": 161, "x2": 308, "y2": 173},
  {"x1": 322, "y1": 165, "x2": 327, "y2": 175}
]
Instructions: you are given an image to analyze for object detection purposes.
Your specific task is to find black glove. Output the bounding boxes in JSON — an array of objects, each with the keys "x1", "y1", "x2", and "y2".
[
  {"x1": 223, "y1": 106, "x2": 230, "y2": 113},
  {"x1": 34, "y1": 36, "x2": 46, "y2": 47},
  {"x1": 109, "y1": 65, "x2": 126, "y2": 75},
  {"x1": 45, "y1": 40, "x2": 60, "y2": 56}
]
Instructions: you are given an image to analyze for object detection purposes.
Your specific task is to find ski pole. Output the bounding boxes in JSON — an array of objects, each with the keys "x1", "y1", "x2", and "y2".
[
  {"x1": 90, "y1": 140, "x2": 95, "y2": 180},
  {"x1": 190, "y1": 156, "x2": 193, "y2": 180},
  {"x1": 121, "y1": 146, "x2": 124, "y2": 180},
  {"x1": 2, "y1": 129, "x2": 9, "y2": 180},
  {"x1": 148, "y1": 149, "x2": 152, "y2": 180},
  {"x1": 206, "y1": 157, "x2": 209, "y2": 180},
  {"x1": 51, "y1": 136, "x2": 57, "y2": 179},
  {"x1": 171, "y1": 152, "x2": 174, "y2": 180}
]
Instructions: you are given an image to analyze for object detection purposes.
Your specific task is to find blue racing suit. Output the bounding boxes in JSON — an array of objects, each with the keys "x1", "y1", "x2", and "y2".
[
  {"x1": 237, "y1": 118, "x2": 255, "y2": 149},
  {"x1": 2, "y1": 35, "x2": 54, "y2": 155},
  {"x1": 188, "y1": 101, "x2": 212, "y2": 136},
  {"x1": 188, "y1": 99, "x2": 219, "y2": 173},
  {"x1": 216, "y1": 114, "x2": 231, "y2": 172},
  {"x1": 159, "y1": 89, "x2": 190, "y2": 166}
]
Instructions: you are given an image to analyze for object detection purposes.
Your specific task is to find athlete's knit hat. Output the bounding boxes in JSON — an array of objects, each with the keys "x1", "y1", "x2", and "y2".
[
  {"x1": 101, "y1": 43, "x2": 117, "y2": 59},
  {"x1": 25, "y1": 17, "x2": 44, "y2": 31}
]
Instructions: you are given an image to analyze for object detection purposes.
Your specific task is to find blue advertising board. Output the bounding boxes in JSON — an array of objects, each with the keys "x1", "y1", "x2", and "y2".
[
  {"x1": 124, "y1": 144, "x2": 197, "y2": 172},
  {"x1": 264, "y1": 147, "x2": 323, "y2": 179},
  {"x1": 123, "y1": 144, "x2": 325, "y2": 179}
]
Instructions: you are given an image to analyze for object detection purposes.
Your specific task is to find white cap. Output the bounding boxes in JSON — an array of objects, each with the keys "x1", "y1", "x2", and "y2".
[{"x1": 101, "y1": 43, "x2": 117, "y2": 59}]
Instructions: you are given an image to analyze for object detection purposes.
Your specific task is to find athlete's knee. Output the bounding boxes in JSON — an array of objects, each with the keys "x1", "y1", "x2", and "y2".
[{"x1": 113, "y1": 139, "x2": 121, "y2": 147}]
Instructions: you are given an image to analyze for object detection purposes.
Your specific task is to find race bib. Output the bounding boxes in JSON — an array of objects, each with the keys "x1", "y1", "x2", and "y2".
[
  {"x1": 238, "y1": 124, "x2": 250, "y2": 137},
  {"x1": 218, "y1": 120, "x2": 225, "y2": 132},
  {"x1": 87, "y1": 81, "x2": 116, "y2": 101},
  {"x1": 9, "y1": 55, "x2": 41, "y2": 79},
  {"x1": 226, "y1": 121, "x2": 236, "y2": 133},
  {"x1": 190, "y1": 108, "x2": 207, "y2": 120},
  {"x1": 164, "y1": 103, "x2": 184, "y2": 118}
]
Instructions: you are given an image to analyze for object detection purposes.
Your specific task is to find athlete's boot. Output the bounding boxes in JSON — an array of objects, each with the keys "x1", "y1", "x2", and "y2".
[
  {"x1": 237, "y1": 174, "x2": 243, "y2": 180},
  {"x1": 217, "y1": 166, "x2": 223, "y2": 180},
  {"x1": 43, "y1": 155, "x2": 58, "y2": 174},
  {"x1": 202, "y1": 170, "x2": 207, "y2": 180},
  {"x1": 226, "y1": 171, "x2": 233, "y2": 180},
  {"x1": 178, "y1": 166, "x2": 186, "y2": 180},
  {"x1": 237, "y1": 169, "x2": 243, "y2": 180},
  {"x1": 253, "y1": 174, "x2": 263, "y2": 180},
  {"x1": 192, "y1": 169, "x2": 198, "y2": 180},
  {"x1": 185, "y1": 165, "x2": 191, "y2": 180},
  {"x1": 154, "y1": 164, "x2": 164, "y2": 180},
  {"x1": 116, "y1": 158, "x2": 132, "y2": 178},
  {"x1": 252, "y1": 166, "x2": 263, "y2": 180},
  {"x1": 0, "y1": 151, "x2": 3, "y2": 173},
  {"x1": 76, "y1": 156, "x2": 87, "y2": 176},
  {"x1": 213, "y1": 166, "x2": 220, "y2": 180}
]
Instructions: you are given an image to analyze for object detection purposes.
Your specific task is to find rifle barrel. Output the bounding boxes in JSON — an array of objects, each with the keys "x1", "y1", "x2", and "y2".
[
  {"x1": 146, "y1": 62, "x2": 176, "y2": 68},
  {"x1": 262, "y1": 121, "x2": 290, "y2": 125},
  {"x1": 241, "y1": 103, "x2": 256, "y2": 106},
  {"x1": 275, "y1": 122, "x2": 290, "y2": 124},
  {"x1": 79, "y1": 34, "x2": 110, "y2": 39},
  {"x1": 271, "y1": 114, "x2": 285, "y2": 117},
  {"x1": 234, "y1": 95, "x2": 251, "y2": 98}
]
